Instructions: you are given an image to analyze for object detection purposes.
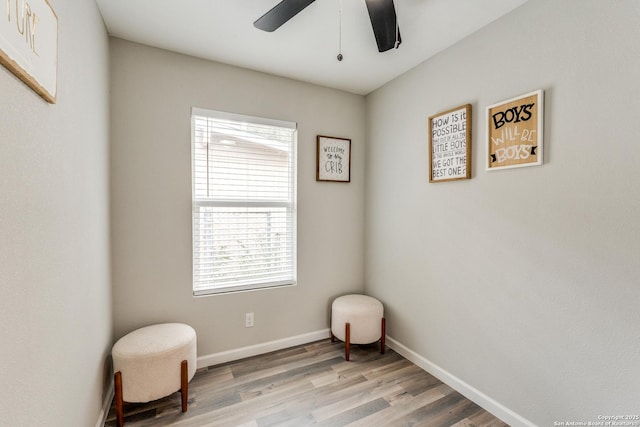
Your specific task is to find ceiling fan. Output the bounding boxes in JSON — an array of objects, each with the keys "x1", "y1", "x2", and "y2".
[{"x1": 254, "y1": 0, "x2": 401, "y2": 53}]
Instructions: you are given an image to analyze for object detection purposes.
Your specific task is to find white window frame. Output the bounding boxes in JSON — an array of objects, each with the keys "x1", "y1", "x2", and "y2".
[{"x1": 191, "y1": 107, "x2": 297, "y2": 296}]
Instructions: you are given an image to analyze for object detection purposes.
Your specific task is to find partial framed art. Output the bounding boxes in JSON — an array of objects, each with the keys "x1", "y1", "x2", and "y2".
[
  {"x1": 429, "y1": 104, "x2": 471, "y2": 182},
  {"x1": 487, "y1": 89, "x2": 543, "y2": 171},
  {"x1": 316, "y1": 135, "x2": 351, "y2": 182},
  {"x1": 0, "y1": 0, "x2": 58, "y2": 103}
]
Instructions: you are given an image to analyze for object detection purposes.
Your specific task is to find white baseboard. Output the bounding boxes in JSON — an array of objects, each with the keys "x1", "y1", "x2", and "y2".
[
  {"x1": 95, "y1": 380, "x2": 114, "y2": 427},
  {"x1": 386, "y1": 336, "x2": 535, "y2": 427},
  {"x1": 197, "y1": 328, "x2": 330, "y2": 369}
]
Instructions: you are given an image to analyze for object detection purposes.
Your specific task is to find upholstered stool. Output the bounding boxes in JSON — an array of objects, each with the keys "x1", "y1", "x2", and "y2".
[
  {"x1": 331, "y1": 294, "x2": 385, "y2": 361},
  {"x1": 112, "y1": 323, "x2": 197, "y2": 427}
]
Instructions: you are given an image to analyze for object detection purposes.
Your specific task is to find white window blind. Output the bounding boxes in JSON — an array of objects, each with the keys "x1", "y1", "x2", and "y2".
[{"x1": 191, "y1": 107, "x2": 297, "y2": 295}]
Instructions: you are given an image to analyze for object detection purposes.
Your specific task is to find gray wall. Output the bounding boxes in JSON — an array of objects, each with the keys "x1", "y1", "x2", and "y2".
[
  {"x1": 110, "y1": 38, "x2": 365, "y2": 355},
  {"x1": 0, "y1": 0, "x2": 111, "y2": 425},
  {"x1": 365, "y1": 0, "x2": 640, "y2": 424}
]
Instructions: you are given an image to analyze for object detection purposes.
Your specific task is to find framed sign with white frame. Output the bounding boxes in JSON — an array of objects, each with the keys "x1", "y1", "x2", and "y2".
[
  {"x1": 0, "y1": 0, "x2": 58, "y2": 103},
  {"x1": 316, "y1": 135, "x2": 351, "y2": 182},
  {"x1": 429, "y1": 104, "x2": 472, "y2": 182},
  {"x1": 486, "y1": 89, "x2": 543, "y2": 171}
]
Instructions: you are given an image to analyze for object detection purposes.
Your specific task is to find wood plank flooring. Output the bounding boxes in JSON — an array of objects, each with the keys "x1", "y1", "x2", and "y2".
[{"x1": 105, "y1": 339, "x2": 508, "y2": 427}]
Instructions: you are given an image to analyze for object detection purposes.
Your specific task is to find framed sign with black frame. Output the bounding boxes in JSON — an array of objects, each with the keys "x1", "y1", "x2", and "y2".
[{"x1": 316, "y1": 135, "x2": 351, "y2": 182}]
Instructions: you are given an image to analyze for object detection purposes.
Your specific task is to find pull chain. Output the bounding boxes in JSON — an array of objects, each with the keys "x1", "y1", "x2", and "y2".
[{"x1": 337, "y1": 0, "x2": 343, "y2": 61}]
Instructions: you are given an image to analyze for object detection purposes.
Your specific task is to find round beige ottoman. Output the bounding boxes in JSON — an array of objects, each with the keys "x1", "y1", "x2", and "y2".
[
  {"x1": 112, "y1": 323, "x2": 197, "y2": 426},
  {"x1": 331, "y1": 294, "x2": 385, "y2": 361}
]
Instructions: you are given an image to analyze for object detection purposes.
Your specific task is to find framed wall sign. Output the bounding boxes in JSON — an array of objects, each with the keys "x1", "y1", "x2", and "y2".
[
  {"x1": 429, "y1": 104, "x2": 472, "y2": 182},
  {"x1": 486, "y1": 90, "x2": 543, "y2": 171},
  {"x1": 0, "y1": 0, "x2": 58, "y2": 103},
  {"x1": 316, "y1": 135, "x2": 351, "y2": 182}
]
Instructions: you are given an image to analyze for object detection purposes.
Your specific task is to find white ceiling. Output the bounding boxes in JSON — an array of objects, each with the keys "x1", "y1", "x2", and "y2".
[{"x1": 96, "y1": 0, "x2": 528, "y2": 95}]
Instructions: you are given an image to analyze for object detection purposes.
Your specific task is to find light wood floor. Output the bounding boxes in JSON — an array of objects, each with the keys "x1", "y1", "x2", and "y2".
[{"x1": 105, "y1": 339, "x2": 508, "y2": 427}]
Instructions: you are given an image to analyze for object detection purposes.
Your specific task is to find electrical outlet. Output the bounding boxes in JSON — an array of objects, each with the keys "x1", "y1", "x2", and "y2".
[{"x1": 245, "y1": 312, "x2": 254, "y2": 328}]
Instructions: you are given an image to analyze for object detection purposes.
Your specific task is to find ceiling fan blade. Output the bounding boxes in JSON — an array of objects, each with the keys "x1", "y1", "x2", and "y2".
[
  {"x1": 364, "y1": 0, "x2": 401, "y2": 52},
  {"x1": 254, "y1": 0, "x2": 316, "y2": 32}
]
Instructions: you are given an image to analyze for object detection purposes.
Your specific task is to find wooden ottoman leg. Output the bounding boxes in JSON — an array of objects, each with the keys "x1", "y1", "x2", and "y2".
[
  {"x1": 181, "y1": 360, "x2": 188, "y2": 412},
  {"x1": 345, "y1": 322, "x2": 351, "y2": 361},
  {"x1": 114, "y1": 371, "x2": 124, "y2": 427},
  {"x1": 380, "y1": 317, "x2": 386, "y2": 354}
]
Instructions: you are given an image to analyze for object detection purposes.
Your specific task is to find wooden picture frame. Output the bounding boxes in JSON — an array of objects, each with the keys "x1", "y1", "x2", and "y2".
[
  {"x1": 428, "y1": 104, "x2": 472, "y2": 182},
  {"x1": 316, "y1": 135, "x2": 351, "y2": 182},
  {"x1": 486, "y1": 89, "x2": 543, "y2": 171},
  {"x1": 0, "y1": 0, "x2": 58, "y2": 103}
]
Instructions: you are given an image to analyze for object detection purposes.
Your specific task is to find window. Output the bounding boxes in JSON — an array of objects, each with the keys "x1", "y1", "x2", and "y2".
[{"x1": 191, "y1": 107, "x2": 297, "y2": 295}]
